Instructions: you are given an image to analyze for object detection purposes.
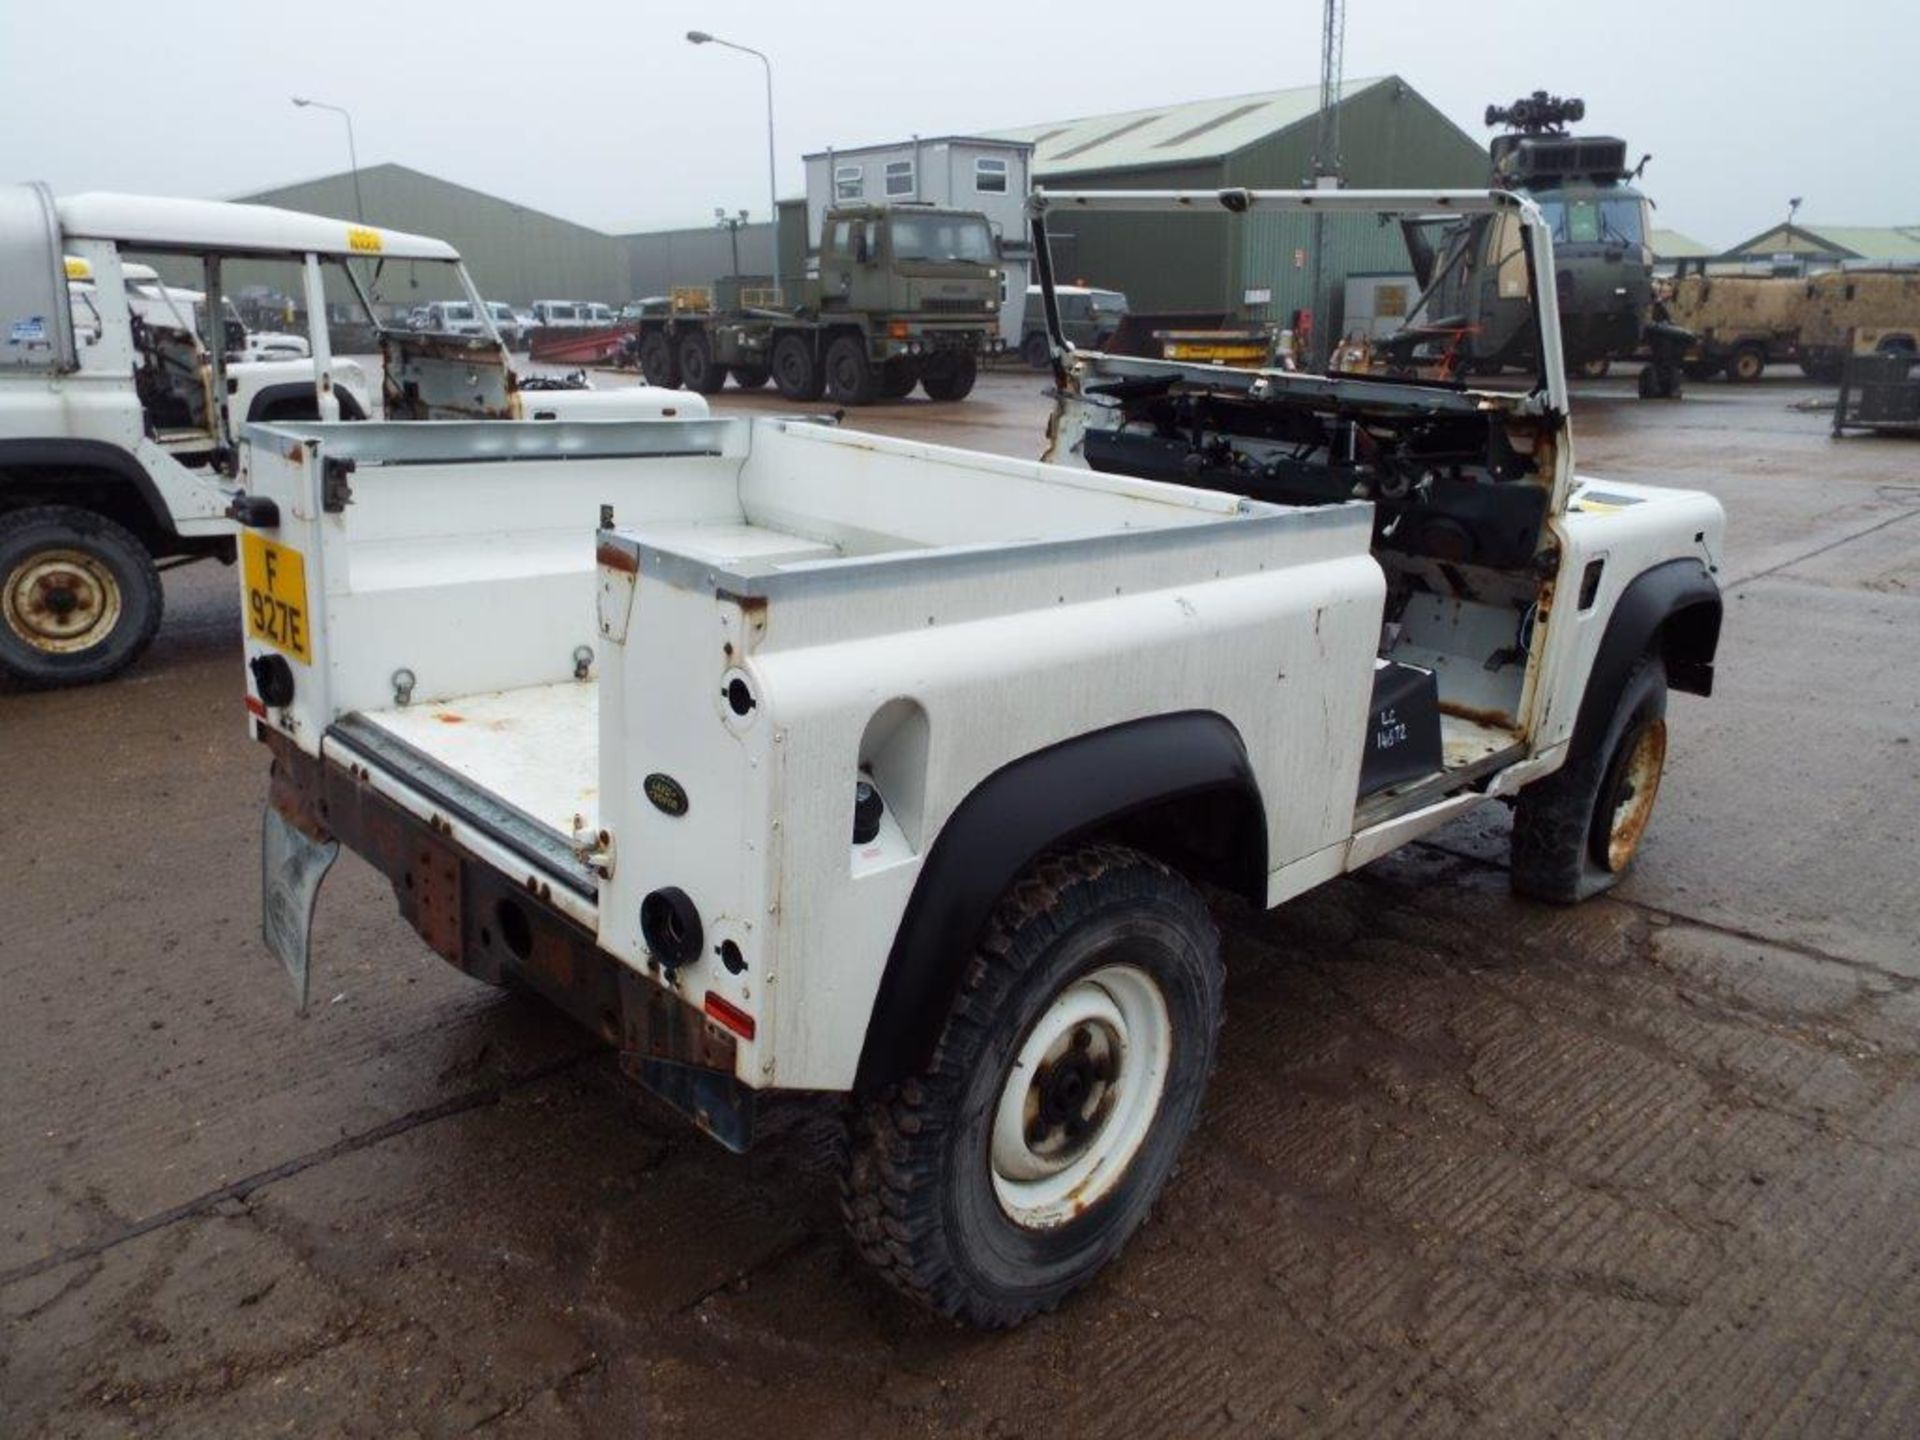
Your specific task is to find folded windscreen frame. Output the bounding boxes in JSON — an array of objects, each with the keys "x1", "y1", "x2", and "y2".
[{"x1": 1027, "y1": 188, "x2": 1567, "y2": 413}]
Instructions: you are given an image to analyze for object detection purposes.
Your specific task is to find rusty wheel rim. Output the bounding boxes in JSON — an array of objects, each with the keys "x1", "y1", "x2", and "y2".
[
  {"x1": 3, "y1": 548, "x2": 122, "y2": 655},
  {"x1": 1603, "y1": 718, "x2": 1667, "y2": 872},
  {"x1": 989, "y1": 962, "x2": 1170, "y2": 1230}
]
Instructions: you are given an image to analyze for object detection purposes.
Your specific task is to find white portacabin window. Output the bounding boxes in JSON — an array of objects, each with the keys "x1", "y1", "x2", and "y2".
[
  {"x1": 835, "y1": 164, "x2": 864, "y2": 201},
  {"x1": 885, "y1": 160, "x2": 914, "y2": 198},
  {"x1": 975, "y1": 156, "x2": 1009, "y2": 194}
]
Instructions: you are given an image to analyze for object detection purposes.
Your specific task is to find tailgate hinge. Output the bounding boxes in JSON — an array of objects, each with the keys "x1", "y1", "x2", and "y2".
[{"x1": 321, "y1": 456, "x2": 356, "y2": 513}]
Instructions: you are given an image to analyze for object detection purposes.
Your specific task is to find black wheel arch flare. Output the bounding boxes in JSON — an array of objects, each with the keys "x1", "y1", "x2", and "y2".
[
  {"x1": 853, "y1": 710, "x2": 1267, "y2": 1093},
  {"x1": 0, "y1": 438, "x2": 174, "y2": 539},
  {"x1": 1569, "y1": 556, "x2": 1721, "y2": 763}
]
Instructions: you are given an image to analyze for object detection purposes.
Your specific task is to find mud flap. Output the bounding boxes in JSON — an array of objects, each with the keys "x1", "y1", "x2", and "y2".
[{"x1": 262, "y1": 803, "x2": 339, "y2": 1012}]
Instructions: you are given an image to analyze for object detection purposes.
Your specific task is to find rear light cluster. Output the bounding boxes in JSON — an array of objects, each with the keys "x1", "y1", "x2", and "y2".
[{"x1": 704, "y1": 991, "x2": 755, "y2": 1041}]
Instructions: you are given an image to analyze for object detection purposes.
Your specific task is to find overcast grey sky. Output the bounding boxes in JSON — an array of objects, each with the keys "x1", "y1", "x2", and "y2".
[{"x1": 5, "y1": 0, "x2": 1914, "y2": 247}]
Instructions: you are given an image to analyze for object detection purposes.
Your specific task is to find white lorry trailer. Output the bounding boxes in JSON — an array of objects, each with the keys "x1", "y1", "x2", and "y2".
[
  {"x1": 0, "y1": 182, "x2": 698, "y2": 687},
  {"x1": 236, "y1": 190, "x2": 1724, "y2": 1326}
]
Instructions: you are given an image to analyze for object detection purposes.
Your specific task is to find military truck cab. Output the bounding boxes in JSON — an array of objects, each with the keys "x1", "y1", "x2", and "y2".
[{"x1": 634, "y1": 202, "x2": 1008, "y2": 406}]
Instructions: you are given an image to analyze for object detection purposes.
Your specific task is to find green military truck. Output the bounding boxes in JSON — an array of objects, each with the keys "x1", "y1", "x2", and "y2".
[{"x1": 633, "y1": 203, "x2": 1008, "y2": 405}]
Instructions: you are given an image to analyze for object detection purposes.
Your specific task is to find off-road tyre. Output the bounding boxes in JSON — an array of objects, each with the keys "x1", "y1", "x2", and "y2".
[
  {"x1": 677, "y1": 332, "x2": 727, "y2": 394},
  {"x1": 1511, "y1": 652, "x2": 1670, "y2": 903},
  {"x1": 920, "y1": 351, "x2": 978, "y2": 402},
  {"x1": 879, "y1": 358, "x2": 919, "y2": 399},
  {"x1": 731, "y1": 364, "x2": 770, "y2": 390},
  {"x1": 0, "y1": 505, "x2": 163, "y2": 689},
  {"x1": 823, "y1": 334, "x2": 879, "y2": 406},
  {"x1": 841, "y1": 843, "x2": 1223, "y2": 1328},
  {"x1": 638, "y1": 331, "x2": 679, "y2": 388},
  {"x1": 772, "y1": 333, "x2": 823, "y2": 402},
  {"x1": 1021, "y1": 332, "x2": 1052, "y2": 370},
  {"x1": 1727, "y1": 344, "x2": 1766, "y2": 383}
]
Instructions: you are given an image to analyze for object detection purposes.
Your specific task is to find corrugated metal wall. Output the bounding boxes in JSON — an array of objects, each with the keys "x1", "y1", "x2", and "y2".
[
  {"x1": 1036, "y1": 159, "x2": 1231, "y2": 312},
  {"x1": 1038, "y1": 78, "x2": 1486, "y2": 324},
  {"x1": 236, "y1": 164, "x2": 633, "y2": 306},
  {"x1": 625, "y1": 224, "x2": 775, "y2": 298},
  {"x1": 1227, "y1": 81, "x2": 1485, "y2": 331}
]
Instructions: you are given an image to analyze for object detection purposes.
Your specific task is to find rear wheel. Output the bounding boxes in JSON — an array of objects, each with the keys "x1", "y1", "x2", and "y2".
[
  {"x1": 638, "y1": 331, "x2": 679, "y2": 388},
  {"x1": 842, "y1": 844, "x2": 1222, "y2": 1327},
  {"x1": 1726, "y1": 344, "x2": 1766, "y2": 383},
  {"x1": 677, "y1": 331, "x2": 727, "y2": 394},
  {"x1": 731, "y1": 363, "x2": 770, "y2": 389},
  {"x1": 823, "y1": 334, "x2": 879, "y2": 405},
  {"x1": 1021, "y1": 332, "x2": 1052, "y2": 370},
  {"x1": 920, "y1": 351, "x2": 978, "y2": 402},
  {"x1": 0, "y1": 505, "x2": 163, "y2": 688},
  {"x1": 1511, "y1": 653, "x2": 1670, "y2": 902},
  {"x1": 772, "y1": 333, "x2": 823, "y2": 401}
]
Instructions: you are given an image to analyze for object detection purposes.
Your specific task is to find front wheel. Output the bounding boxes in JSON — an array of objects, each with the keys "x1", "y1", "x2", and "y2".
[
  {"x1": 1511, "y1": 653, "x2": 1669, "y2": 902},
  {"x1": 1726, "y1": 345, "x2": 1766, "y2": 383},
  {"x1": 878, "y1": 358, "x2": 919, "y2": 399},
  {"x1": 841, "y1": 844, "x2": 1222, "y2": 1327},
  {"x1": 920, "y1": 351, "x2": 978, "y2": 402},
  {"x1": 823, "y1": 334, "x2": 879, "y2": 405},
  {"x1": 0, "y1": 505, "x2": 163, "y2": 688}
]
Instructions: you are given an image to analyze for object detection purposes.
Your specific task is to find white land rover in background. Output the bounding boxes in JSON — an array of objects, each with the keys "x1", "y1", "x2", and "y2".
[
  {"x1": 0, "y1": 183, "x2": 699, "y2": 688},
  {"x1": 234, "y1": 190, "x2": 1725, "y2": 1327}
]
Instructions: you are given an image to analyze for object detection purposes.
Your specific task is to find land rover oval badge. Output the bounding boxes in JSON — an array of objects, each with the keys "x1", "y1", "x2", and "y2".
[{"x1": 644, "y1": 773, "x2": 688, "y2": 817}]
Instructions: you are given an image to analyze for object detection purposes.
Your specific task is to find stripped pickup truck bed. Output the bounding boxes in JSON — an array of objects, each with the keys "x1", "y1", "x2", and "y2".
[{"x1": 236, "y1": 189, "x2": 1725, "y2": 1328}]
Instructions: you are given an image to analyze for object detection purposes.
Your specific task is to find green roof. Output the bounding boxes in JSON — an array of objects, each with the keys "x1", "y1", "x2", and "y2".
[
  {"x1": 1650, "y1": 227, "x2": 1714, "y2": 259},
  {"x1": 988, "y1": 78, "x2": 1389, "y2": 177},
  {"x1": 1727, "y1": 222, "x2": 1920, "y2": 261}
]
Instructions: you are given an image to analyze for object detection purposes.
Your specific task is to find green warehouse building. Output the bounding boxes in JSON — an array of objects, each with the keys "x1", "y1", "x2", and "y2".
[{"x1": 989, "y1": 77, "x2": 1487, "y2": 332}]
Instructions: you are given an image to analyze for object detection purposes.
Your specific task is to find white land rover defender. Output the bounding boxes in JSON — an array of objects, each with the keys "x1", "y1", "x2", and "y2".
[
  {"x1": 0, "y1": 183, "x2": 699, "y2": 688},
  {"x1": 233, "y1": 190, "x2": 1723, "y2": 1326}
]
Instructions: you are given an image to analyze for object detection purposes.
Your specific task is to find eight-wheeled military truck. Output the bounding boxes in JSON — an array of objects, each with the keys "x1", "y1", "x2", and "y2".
[
  {"x1": 0, "y1": 183, "x2": 697, "y2": 688},
  {"x1": 632, "y1": 202, "x2": 1008, "y2": 405},
  {"x1": 235, "y1": 188, "x2": 1722, "y2": 1328}
]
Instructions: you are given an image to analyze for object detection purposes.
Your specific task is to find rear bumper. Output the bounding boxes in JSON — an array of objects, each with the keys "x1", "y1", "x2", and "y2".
[{"x1": 260, "y1": 729, "x2": 758, "y2": 1150}]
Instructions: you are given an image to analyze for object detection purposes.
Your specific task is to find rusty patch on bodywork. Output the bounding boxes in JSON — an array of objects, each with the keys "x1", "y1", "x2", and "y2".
[
  {"x1": 402, "y1": 828, "x2": 463, "y2": 961},
  {"x1": 617, "y1": 969, "x2": 738, "y2": 1073},
  {"x1": 596, "y1": 541, "x2": 638, "y2": 575},
  {"x1": 259, "y1": 730, "x2": 739, "y2": 1082},
  {"x1": 1439, "y1": 699, "x2": 1521, "y2": 732}
]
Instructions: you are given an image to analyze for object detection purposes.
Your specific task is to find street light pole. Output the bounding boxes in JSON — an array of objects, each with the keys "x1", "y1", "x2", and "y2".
[
  {"x1": 716, "y1": 208, "x2": 749, "y2": 278},
  {"x1": 292, "y1": 96, "x2": 364, "y2": 222},
  {"x1": 687, "y1": 31, "x2": 781, "y2": 303}
]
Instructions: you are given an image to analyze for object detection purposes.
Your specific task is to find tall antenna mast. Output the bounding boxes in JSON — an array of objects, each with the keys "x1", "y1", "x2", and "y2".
[{"x1": 1314, "y1": 0, "x2": 1345, "y2": 181}]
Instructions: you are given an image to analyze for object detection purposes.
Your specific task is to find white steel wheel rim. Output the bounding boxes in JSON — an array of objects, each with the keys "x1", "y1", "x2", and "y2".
[
  {"x1": 4, "y1": 549, "x2": 122, "y2": 654},
  {"x1": 990, "y1": 963, "x2": 1172, "y2": 1230}
]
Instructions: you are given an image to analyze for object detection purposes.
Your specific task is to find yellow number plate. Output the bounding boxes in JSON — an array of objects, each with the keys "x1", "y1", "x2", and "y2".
[{"x1": 241, "y1": 532, "x2": 311, "y2": 663}]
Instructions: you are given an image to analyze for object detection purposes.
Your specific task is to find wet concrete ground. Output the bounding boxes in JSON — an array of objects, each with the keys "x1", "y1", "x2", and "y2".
[{"x1": 3, "y1": 368, "x2": 1918, "y2": 1437}]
